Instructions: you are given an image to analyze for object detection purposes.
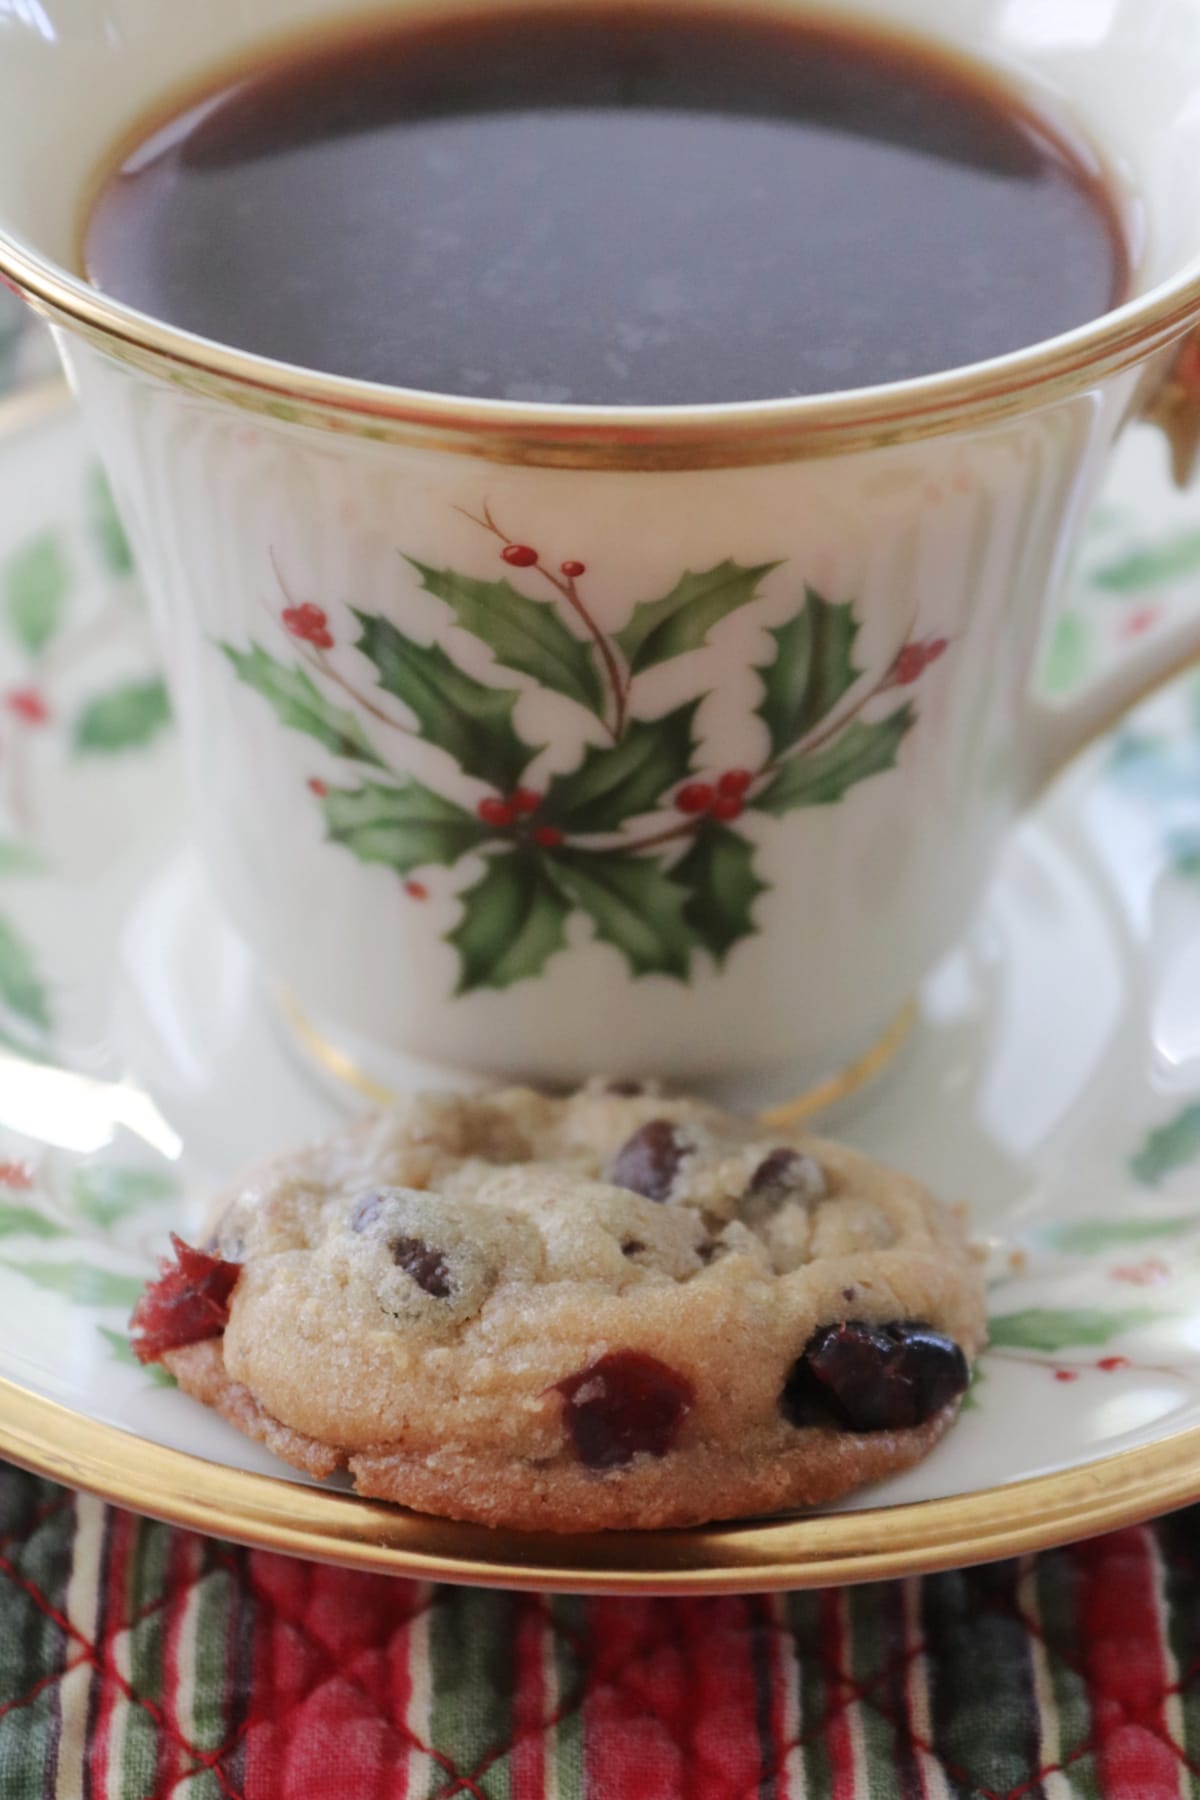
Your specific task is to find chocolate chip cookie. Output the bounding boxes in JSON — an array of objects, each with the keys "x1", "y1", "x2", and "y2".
[{"x1": 131, "y1": 1086, "x2": 986, "y2": 1532}]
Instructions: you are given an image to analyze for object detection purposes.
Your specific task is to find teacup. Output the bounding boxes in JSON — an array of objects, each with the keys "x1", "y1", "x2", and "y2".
[{"x1": 3, "y1": 0, "x2": 1200, "y2": 1091}]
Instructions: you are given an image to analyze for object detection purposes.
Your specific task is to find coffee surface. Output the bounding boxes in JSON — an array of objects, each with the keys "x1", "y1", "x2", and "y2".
[{"x1": 83, "y1": 7, "x2": 1129, "y2": 405}]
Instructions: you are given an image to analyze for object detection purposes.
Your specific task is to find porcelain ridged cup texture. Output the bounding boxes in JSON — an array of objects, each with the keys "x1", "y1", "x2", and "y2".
[{"x1": 4, "y1": 0, "x2": 1200, "y2": 1086}]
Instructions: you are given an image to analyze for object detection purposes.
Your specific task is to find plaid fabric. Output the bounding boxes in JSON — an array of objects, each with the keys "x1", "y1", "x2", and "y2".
[{"x1": 0, "y1": 1464, "x2": 1198, "y2": 1798}]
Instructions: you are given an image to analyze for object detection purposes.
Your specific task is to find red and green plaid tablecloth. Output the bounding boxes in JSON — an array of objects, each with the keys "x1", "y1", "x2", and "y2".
[{"x1": 2, "y1": 1461, "x2": 1198, "y2": 1800}]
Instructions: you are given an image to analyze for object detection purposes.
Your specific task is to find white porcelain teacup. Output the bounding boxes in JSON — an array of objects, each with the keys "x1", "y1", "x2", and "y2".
[{"x1": 3, "y1": 0, "x2": 1200, "y2": 1091}]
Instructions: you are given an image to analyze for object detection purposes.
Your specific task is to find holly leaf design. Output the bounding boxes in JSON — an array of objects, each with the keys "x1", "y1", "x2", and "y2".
[
  {"x1": 1091, "y1": 530, "x2": 1200, "y2": 592},
  {"x1": 673, "y1": 821, "x2": 765, "y2": 964},
  {"x1": 755, "y1": 588, "x2": 863, "y2": 757},
  {"x1": 89, "y1": 466, "x2": 134, "y2": 577},
  {"x1": 988, "y1": 1308, "x2": 1158, "y2": 1352},
  {"x1": 0, "y1": 1259, "x2": 144, "y2": 1309},
  {"x1": 448, "y1": 850, "x2": 570, "y2": 993},
  {"x1": 4, "y1": 532, "x2": 69, "y2": 657},
  {"x1": 73, "y1": 678, "x2": 171, "y2": 754},
  {"x1": 1167, "y1": 830, "x2": 1200, "y2": 882},
  {"x1": 98, "y1": 1324, "x2": 175, "y2": 1387},
  {"x1": 404, "y1": 558, "x2": 606, "y2": 719},
  {"x1": 542, "y1": 703, "x2": 699, "y2": 833},
  {"x1": 0, "y1": 912, "x2": 49, "y2": 1034},
  {"x1": 353, "y1": 611, "x2": 536, "y2": 789},
  {"x1": 1041, "y1": 612, "x2": 1092, "y2": 697},
  {"x1": 220, "y1": 643, "x2": 385, "y2": 767},
  {"x1": 71, "y1": 1167, "x2": 179, "y2": 1229},
  {"x1": 0, "y1": 1204, "x2": 65, "y2": 1240},
  {"x1": 0, "y1": 841, "x2": 44, "y2": 876},
  {"x1": 547, "y1": 849, "x2": 691, "y2": 980},
  {"x1": 754, "y1": 708, "x2": 915, "y2": 815},
  {"x1": 1130, "y1": 1105, "x2": 1200, "y2": 1187},
  {"x1": 1038, "y1": 1217, "x2": 1195, "y2": 1253},
  {"x1": 615, "y1": 561, "x2": 779, "y2": 677},
  {"x1": 322, "y1": 779, "x2": 492, "y2": 876}
]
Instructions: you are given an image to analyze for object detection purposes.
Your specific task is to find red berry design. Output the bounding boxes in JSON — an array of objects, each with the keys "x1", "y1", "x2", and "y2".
[
  {"x1": 892, "y1": 637, "x2": 949, "y2": 686},
  {"x1": 6, "y1": 688, "x2": 48, "y2": 725},
  {"x1": 501, "y1": 543, "x2": 538, "y2": 567},
  {"x1": 282, "y1": 603, "x2": 334, "y2": 650},
  {"x1": 560, "y1": 560, "x2": 586, "y2": 579},
  {"x1": 477, "y1": 796, "x2": 516, "y2": 827},
  {"x1": 533, "y1": 825, "x2": 565, "y2": 848},
  {"x1": 307, "y1": 777, "x2": 329, "y2": 798},
  {"x1": 718, "y1": 769, "x2": 753, "y2": 798},
  {"x1": 1054, "y1": 1369, "x2": 1079, "y2": 1383},
  {"x1": 711, "y1": 794, "x2": 744, "y2": 823},
  {"x1": 0, "y1": 1161, "x2": 33, "y2": 1191},
  {"x1": 1097, "y1": 1356, "x2": 1130, "y2": 1372},
  {"x1": 404, "y1": 879, "x2": 429, "y2": 900},
  {"x1": 1121, "y1": 606, "x2": 1159, "y2": 641},
  {"x1": 675, "y1": 782, "x2": 714, "y2": 815},
  {"x1": 892, "y1": 645, "x2": 926, "y2": 685},
  {"x1": 512, "y1": 787, "x2": 542, "y2": 814}
]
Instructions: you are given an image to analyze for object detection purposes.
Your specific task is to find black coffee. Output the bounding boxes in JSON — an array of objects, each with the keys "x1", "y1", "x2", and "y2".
[{"x1": 82, "y1": 7, "x2": 1130, "y2": 406}]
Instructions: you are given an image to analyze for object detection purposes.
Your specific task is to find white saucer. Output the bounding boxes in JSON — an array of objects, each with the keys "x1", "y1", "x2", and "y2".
[{"x1": 3, "y1": 382, "x2": 1200, "y2": 1592}]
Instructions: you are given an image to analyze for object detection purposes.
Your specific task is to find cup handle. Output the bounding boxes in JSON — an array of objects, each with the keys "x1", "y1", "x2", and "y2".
[{"x1": 1020, "y1": 328, "x2": 1200, "y2": 797}]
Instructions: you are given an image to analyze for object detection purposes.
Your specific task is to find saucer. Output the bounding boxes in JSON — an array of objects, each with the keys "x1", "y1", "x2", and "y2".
[{"x1": 4, "y1": 382, "x2": 1200, "y2": 1592}]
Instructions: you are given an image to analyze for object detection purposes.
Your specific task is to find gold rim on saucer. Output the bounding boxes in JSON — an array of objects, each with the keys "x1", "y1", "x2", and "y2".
[{"x1": 0, "y1": 1370, "x2": 1198, "y2": 1591}]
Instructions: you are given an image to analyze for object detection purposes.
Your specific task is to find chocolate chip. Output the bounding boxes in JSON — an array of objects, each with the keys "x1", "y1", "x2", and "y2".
[
  {"x1": 607, "y1": 1120, "x2": 685, "y2": 1201},
  {"x1": 391, "y1": 1235, "x2": 452, "y2": 1299},
  {"x1": 620, "y1": 1239, "x2": 646, "y2": 1258},
  {"x1": 747, "y1": 1147, "x2": 825, "y2": 1205},
  {"x1": 349, "y1": 1194, "x2": 384, "y2": 1232},
  {"x1": 556, "y1": 1350, "x2": 694, "y2": 1468},
  {"x1": 607, "y1": 1079, "x2": 645, "y2": 1096},
  {"x1": 780, "y1": 1319, "x2": 968, "y2": 1433}
]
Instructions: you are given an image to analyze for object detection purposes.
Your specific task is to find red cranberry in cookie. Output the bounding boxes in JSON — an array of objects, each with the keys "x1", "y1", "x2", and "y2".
[
  {"x1": 781, "y1": 1319, "x2": 968, "y2": 1431},
  {"x1": 556, "y1": 1350, "x2": 694, "y2": 1468},
  {"x1": 130, "y1": 1235, "x2": 241, "y2": 1364}
]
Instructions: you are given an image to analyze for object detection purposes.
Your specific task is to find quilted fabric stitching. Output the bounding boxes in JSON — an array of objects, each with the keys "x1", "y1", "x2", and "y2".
[
  {"x1": 0, "y1": 1541, "x2": 248, "y2": 1800},
  {"x1": 819, "y1": 1538, "x2": 1200, "y2": 1800},
  {"x1": 239, "y1": 1571, "x2": 485, "y2": 1794},
  {"x1": 0, "y1": 1654, "x2": 90, "y2": 1726},
  {"x1": 6, "y1": 1482, "x2": 1200, "y2": 1798},
  {"x1": 438, "y1": 1588, "x2": 939, "y2": 1800}
]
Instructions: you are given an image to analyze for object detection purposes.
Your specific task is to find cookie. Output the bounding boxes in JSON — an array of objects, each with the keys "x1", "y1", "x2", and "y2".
[{"x1": 131, "y1": 1086, "x2": 987, "y2": 1533}]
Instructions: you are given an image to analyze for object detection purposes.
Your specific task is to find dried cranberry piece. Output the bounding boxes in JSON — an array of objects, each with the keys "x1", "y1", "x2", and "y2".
[
  {"x1": 607, "y1": 1120, "x2": 685, "y2": 1201},
  {"x1": 556, "y1": 1350, "x2": 694, "y2": 1468},
  {"x1": 129, "y1": 1235, "x2": 242, "y2": 1365},
  {"x1": 780, "y1": 1319, "x2": 968, "y2": 1432},
  {"x1": 391, "y1": 1235, "x2": 452, "y2": 1298}
]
